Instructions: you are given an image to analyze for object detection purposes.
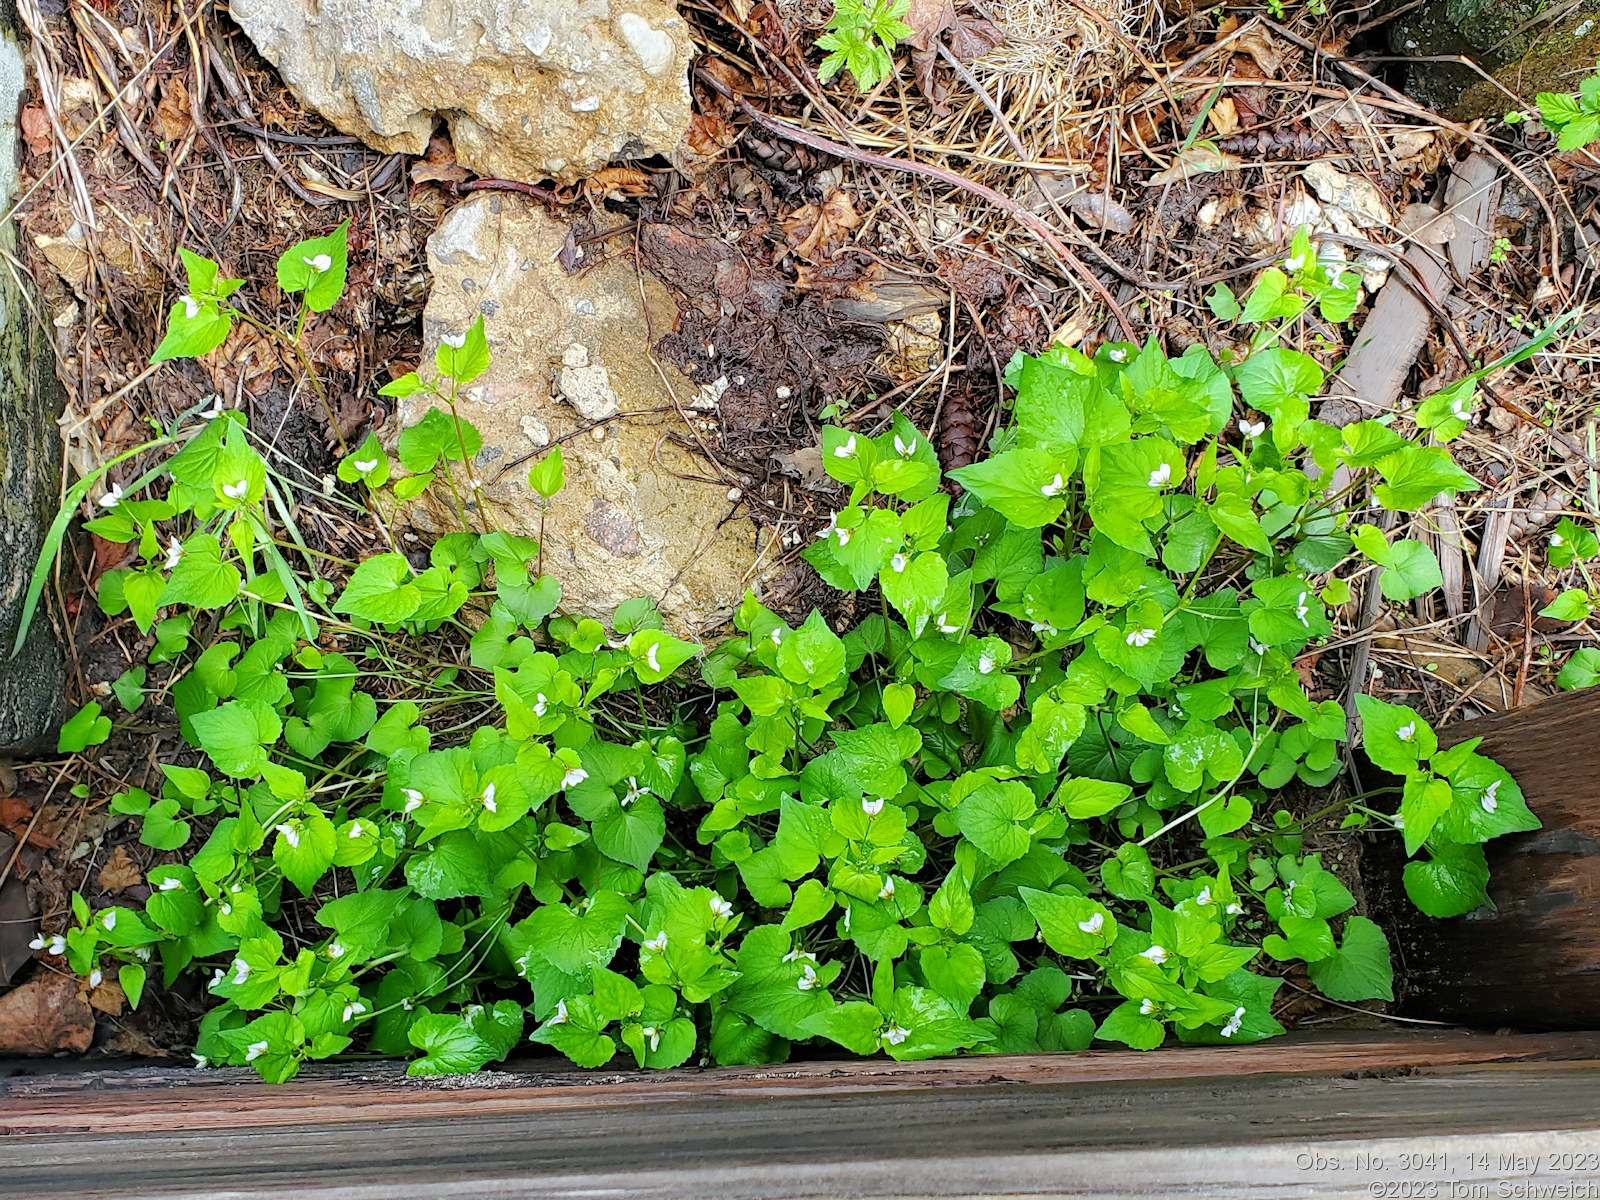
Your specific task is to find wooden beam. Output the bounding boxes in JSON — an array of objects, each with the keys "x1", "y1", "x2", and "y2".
[
  {"x1": 1371, "y1": 686, "x2": 1600, "y2": 1027},
  {"x1": 2, "y1": 1032, "x2": 1599, "y2": 1198}
]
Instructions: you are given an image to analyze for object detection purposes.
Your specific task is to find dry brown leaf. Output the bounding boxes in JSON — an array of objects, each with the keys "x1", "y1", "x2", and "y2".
[
  {"x1": 155, "y1": 78, "x2": 191, "y2": 143},
  {"x1": 87, "y1": 975, "x2": 126, "y2": 1016},
  {"x1": 97, "y1": 845, "x2": 142, "y2": 894},
  {"x1": 783, "y1": 189, "x2": 861, "y2": 262},
  {"x1": 20, "y1": 104, "x2": 51, "y2": 156},
  {"x1": 0, "y1": 796, "x2": 31, "y2": 828},
  {"x1": 1207, "y1": 96, "x2": 1240, "y2": 138},
  {"x1": 411, "y1": 135, "x2": 472, "y2": 184},
  {"x1": 684, "y1": 111, "x2": 738, "y2": 160},
  {"x1": 0, "y1": 974, "x2": 95, "y2": 1055}
]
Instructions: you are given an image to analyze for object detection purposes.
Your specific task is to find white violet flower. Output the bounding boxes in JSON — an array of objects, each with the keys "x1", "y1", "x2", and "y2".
[
  {"x1": 481, "y1": 783, "x2": 497, "y2": 814},
  {"x1": 1481, "y1": 779, "x2": 1501, "y2": 813},
  {"x1": 1108, "y1": 347, "x2": 1128, "y2": 363},
  {"x1": 646, "y1": 643, "x2": 662, "y2": 673},
  {"x1": 99, "y1": 482, "x2": 124, "y2": 509},
  {"x1": 1077, "y1": 912, "x2": 1104, "y2": 935},
  {"x1": 1225, "y1": 902, "x2": 1244, "y2": 916},
  {"x1": 353, "y1": 457, "x2": 378, "y2": 473},
  {"x1": 1139, "y1": 944, "x2": 1169, "y2": 965},
  {"x1": 561, "y1": 768, "x2": 589, "y2": 789},
  {"x1": 1040, "y1": 473, "x2": 1065, "y2": 497},
  {"x1": 644, "y1": 932, "x2": 669, "y2": 953},
  {"x1": 222, "y1": 479, "x2": 249, "y2": 500},
  {"x1": 1139, "y1": 998, "x2": 1157, "y2": 1016},
  {"x1": 200, "y1": 395, "x2": 225, "y2": 420},
  {"x1": 977, "y1": 652, "x2": 997, "y2": 674},
  {"x1": 878, "y1": 877, "x2": 895, "y2": 901},
  {"x1": 1284, "y1": 253, "x2": 1306, "y2": 271},
  {"x1": 441, "y1": 331, "x2": 467, "y2": 349},
  {"x1": 1220, "y1": 1005, "x2": 1247, "y2": 1038},
  {"x1": 834, "y1": 434, "x2": 858, "y2": 459},
  {"x1": 102, "y1": 911, "x2": 117, "y2": 931},
  {"x1": 937, "y1": 613, "x2": 961, "y2": 635},
  {"x1": 882, "y1": 1024, "x2": 910, "y2": 1046},
  {"x1": 245, "y1": 1041, "x2": 270, "y2": 1062},
  {"x1": 1552, "y1": 533, "x2": 1565, "y2": 547},
  {"x1": 709, "y1": 895, "x2": 735, "y2": 920},
  {"x1": 343, "y1": 1001, "x2": 367, "y2": 1022},
  {"x1": 894, "y1": 434, "x2": 916, "y2": 457},
  {"x1": 1126, "y1": 627, "x2": 1157, "y2": 648},
  {"x1": 1148, "y1": 463, "x2": 1171, "y2": 488},
  {"x1": 1195, "y1": 886, "x2": 1213, "y2": 906},
  {"x1": 890, "y1": 553, "x2": 907, "y2": 573},
  {"x1": 1395, "y1": 721, "x2": 1416, "y2": 743},
  {"x1": 797, "y1": 963, "x2": 819, "y2": 991},
  {"x1": 164, "y1": 537, "x2": 184, "y2": 571},
  {"x1": 621, "y1": 777, "x2": 650, "y2": 807},
  {"x1": 862, "y1": 797, "x2": 885, "y2": 817},
  {"x1": 304, "y1": 253, "x2": 333, "y2": 274},
  {"x1": 1239, "y1": 418, "x2": 1266, "y2": 438},
  {"x1": 402, "y1": 788, "x2": 424, "y2": 813},
  {"x1": 178, "y1": 294, "x2": 202, "y2": 319},
  {"x1": 276, "y1": 822, "x2": 300, "y2": 849},
  {"x1": 159, "y1": 877, "x2": 184, "y2": 892}
]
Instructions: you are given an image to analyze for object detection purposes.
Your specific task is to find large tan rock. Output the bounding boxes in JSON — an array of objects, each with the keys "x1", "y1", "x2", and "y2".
[
  {"x1": 230, "y1": 0, "x2": 693, "y2": 184},
  {"x1": 402, "y1": 194, "x2": 765, "y2": 635}
]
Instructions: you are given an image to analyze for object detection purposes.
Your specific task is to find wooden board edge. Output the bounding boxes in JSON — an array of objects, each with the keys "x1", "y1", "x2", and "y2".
[{"x1": 3, "y1": 1028, "x2": 1598, "y2": 1136}]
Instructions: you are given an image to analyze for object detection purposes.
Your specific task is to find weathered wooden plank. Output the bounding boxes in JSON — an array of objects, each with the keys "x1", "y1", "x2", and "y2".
[
  {"x1": 2, "y1": 1046, "x2": 1599, "y2": 1198},
  {"x1": 3, "y1": 1030, "x2": 1595, "y2": 1134},
  {"x1": 1372, "y1": 686, "x2": 1600, "y2": 1027}
]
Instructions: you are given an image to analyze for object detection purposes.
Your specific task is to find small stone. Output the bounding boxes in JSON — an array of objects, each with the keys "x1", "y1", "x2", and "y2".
[
  {"x1": 562, "y1": 343, "x2": 590, "y2": 369},
  {"x1": 592, "y1": 425, "x2": 607, "y2": 440},
  {"x1": 727, "y1": 488, "x2": 742, "y2": 501},
  {"x1": 521, "y1": 415, "x2": 552, "y2": 446},
  {"x1": 776, "y1": 385, "x2": 792, "y2": 399},
  {"x1": 574, "y1": 299, "x2": 597, "y2": 316}
]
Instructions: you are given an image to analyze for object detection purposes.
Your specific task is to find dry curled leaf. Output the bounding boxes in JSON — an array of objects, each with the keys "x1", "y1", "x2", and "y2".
[
  {"x1": 585, "y1": 167, "x2": 651, "y2": 201},
  {"x1": 684, "y1": 111, "x2": 739, "y2": 161},
  {"x1": 905, "y1": 0, "x2": 1003, "y2": 112},
  {"x1": 155, "y1": 77, "x2": 191, "y2": 143},
  {"x1": 87, "y1": 975, "x2": 127, "y2": 1016},
  {"x1": 1207, "y1": 96, "x2": 1240, "y2": 138},
  {"x1": 20, "y1": 104, "x2": 50, "y2": 156},
  {"x1": 782, "y1": 188, "x2": 861, "y2": 262},
  {"x1": 1234, "y1": 27, "x2": 1283, "y2": 76},
  {"x1": 97, "y1": 845, "x2": 142, "y2": 894}
]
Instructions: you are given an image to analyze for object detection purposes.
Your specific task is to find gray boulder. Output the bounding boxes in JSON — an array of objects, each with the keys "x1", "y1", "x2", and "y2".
[
  {"x1": 398, "y1": 194, "x2": 767, "y2": 636},
  {"x1": 230, "y1": 0, "x2": 694, "y2": 183}
]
